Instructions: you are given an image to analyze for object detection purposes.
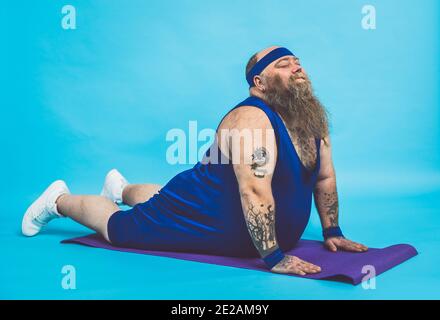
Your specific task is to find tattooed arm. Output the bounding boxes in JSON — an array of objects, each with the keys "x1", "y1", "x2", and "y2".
[
  {"x1": 314, "y1": 136, "x2": 368, "y2": 252},
  {"x1": 314, "y1": 180, "x2": 340, "y2": 229},
  {"x1": 313, "y1": 136, "x2": 339, "y2": 229},
  {"x1": 222, "y1": 106, "x2": 321, "y2": 275},
  {"x1": 228, "y1": 108, "x2": 278, "y2": 258}
]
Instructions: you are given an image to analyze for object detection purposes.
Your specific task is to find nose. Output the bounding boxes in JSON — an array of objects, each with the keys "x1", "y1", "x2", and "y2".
[{"x1": 291, "y1": 62, "x2": 302, "y2": 75}]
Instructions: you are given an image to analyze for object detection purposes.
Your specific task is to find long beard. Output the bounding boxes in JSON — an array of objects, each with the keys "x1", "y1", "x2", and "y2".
[{"x1": 262, "y1": 74, "x2": 330, "y2": 141}]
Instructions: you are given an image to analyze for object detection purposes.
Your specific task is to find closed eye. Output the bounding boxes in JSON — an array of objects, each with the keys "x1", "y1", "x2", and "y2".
[{"x1": 276, "y1": 57, "x2": 300, "y2": 68}]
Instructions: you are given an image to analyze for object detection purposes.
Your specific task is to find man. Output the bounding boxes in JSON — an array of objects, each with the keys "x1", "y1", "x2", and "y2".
[{"x1": 22, "y1": 45, "x2": 368, "y2": 276}]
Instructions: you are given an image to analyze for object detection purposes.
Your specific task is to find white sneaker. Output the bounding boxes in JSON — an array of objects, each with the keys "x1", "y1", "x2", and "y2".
[
  {"x1": 100, "y1": 169, "x2": 129, "y2": 204},
  {"x1": 22, "y1": 180, "x2": 70, "y2": 237}
]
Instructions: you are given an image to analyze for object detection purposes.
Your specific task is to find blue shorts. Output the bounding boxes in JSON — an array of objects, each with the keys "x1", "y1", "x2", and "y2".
[{"x1": 106, "y1": 193, "x2": 257, "y2": 257}]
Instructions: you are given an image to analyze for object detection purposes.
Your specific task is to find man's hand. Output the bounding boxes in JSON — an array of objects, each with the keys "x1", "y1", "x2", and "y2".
[
  {"x1": 324, "y1": 237, "x2": 368, "y2": 252},
  {"x1": 271, "y1": 255, "x2": 321, "y2": 275}
]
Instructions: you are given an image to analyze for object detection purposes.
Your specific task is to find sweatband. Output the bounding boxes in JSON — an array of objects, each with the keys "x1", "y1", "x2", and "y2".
[
  {"x1": 246, "y1": 47, "x2": 295, "y2": 87},
  {"x1": 263, "y1": 247, "x2": 285, "y2": 269},
  {"x1": 323, "y1": 226, "x2": 345, "y2": 240}
]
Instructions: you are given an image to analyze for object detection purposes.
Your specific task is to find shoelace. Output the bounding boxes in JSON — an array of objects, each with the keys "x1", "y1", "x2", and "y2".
[
  {"x1": 33, "y1": 208, "x2": 50, "y2": 226},
  {"x1": 32, "y1": 193, "x2": 57, "y2": 225}
]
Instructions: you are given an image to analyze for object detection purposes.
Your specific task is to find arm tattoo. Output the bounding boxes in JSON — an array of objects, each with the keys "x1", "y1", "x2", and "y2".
[
  {"x1": 321, "y1": 191, "x2": 339, "y2": 227},
  {"x1": 245, "y1": 203, "x2": 277, "y2": 254},
  {"x1": 250, "y1": 147, "x2": 269, "y2": 178}
]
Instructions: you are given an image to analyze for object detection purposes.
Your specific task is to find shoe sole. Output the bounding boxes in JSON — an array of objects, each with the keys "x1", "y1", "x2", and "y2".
[{"x1": 22, "y1": 180, "x2": 67, "y2": 237}]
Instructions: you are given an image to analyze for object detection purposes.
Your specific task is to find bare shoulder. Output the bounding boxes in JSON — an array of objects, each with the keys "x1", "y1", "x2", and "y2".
[
  {"x1": 216, "y1": 105, "x2": 277, "y2": 168},
  {"x1": 218, "y1": 105, "x2": 272, "y2": 131}
]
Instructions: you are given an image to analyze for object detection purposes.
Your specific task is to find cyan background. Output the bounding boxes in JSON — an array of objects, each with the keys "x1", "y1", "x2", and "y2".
[{"x1": 1, "y1": 0, "x2": 439, "y2": 299}]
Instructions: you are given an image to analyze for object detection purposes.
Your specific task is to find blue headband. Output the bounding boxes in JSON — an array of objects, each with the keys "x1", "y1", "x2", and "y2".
[{"x1": 246, "y1": 47, "x2": 295, "y2": 87}]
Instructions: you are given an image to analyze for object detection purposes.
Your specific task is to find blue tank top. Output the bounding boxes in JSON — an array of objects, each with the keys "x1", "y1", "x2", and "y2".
[{"x1": 137, "y1": 96, "x2": 321, "y2": 257}]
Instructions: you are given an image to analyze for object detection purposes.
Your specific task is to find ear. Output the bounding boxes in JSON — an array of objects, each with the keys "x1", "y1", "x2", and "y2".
[{"x1": 254, "y1": 75, "x2": 265, "y2": 92}]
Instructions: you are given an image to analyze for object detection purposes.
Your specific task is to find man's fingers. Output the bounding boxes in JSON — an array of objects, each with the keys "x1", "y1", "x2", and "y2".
[
  {"x1": 326, "y1": 240, "x2": 338, "y2": 252},
  {"x1": 271, "y1": 255, "x2": 322, "y2": 275},
  {"x1": 356, "y1": 243, "x2": 369, "y2": 251},
  {"x1": 299, "y1": 259, "x2": 319, "y2": 268},
  {"x1": 305, "y1": 262, "x2": 321, "y2": 272},
  {"x1": 303, "y1": 266, "x2": 320, "y2": 274},
  {"x1": 348, "y1": 241, "x2": 368, "y2": 251},
  {"x1": 284, "y1": 260, "x2": 320, "y2": 275},
  {"x1": 341, "y1": 241, "x2": 364, "y2": 252},
  {"x1": 298, "y1": 263, "x2": 314, "y2": 273},
  {"x1": 353, "y1": 242, "x2": 368, "y2": 251},
  {"x1": 309, "y1": 265, "x2": 321, "y2": 272},
  {"x1": 324, "y1": 238, "x2": 369, "y2": 253},
  {"x1": 293, "y1": 265, "x2": 314, "y2": 275},
  {"x1": 298, "y1": 260, "x2": 321, "y2": 273},
  {"x1": 349, "y1": 240, "x2": 364, "y2": 248},
  {"x1": 340, "y1": 242, "x2": 357, "y2": 251},
  {"x1": 289, "y1": 267, "x2": 306, "y2": 276},
  {"x1": 340, "y1": 239, "x2": 369, "y2": 251}
]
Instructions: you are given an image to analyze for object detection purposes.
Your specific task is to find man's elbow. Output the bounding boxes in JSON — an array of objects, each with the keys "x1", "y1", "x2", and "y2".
[
  {"x1": 316, "y1": 175, "x2": 336, "y2": 183},
  {"x1": 239, "y1": 184, "x2": 273, "y2": 202},
  {"x1": 315, "y1": 176, "x2": 336, "y2": 192}
]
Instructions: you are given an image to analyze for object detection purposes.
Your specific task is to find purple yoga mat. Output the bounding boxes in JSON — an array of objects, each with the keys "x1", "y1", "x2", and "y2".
[{"x1": 61, "y1": 233, "x2": 418, "y2": 285}]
